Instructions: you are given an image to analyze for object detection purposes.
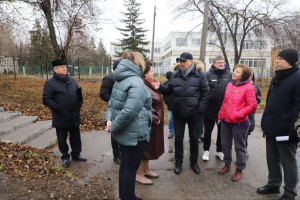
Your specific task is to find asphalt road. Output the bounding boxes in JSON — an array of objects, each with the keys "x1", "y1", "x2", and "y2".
[{"x1": 52, "y1": 113, "x2": 300, "y2": 200}]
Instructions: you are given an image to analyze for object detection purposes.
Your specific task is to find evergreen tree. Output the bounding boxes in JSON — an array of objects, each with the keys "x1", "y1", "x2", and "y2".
[
  {"x1": 115, "y1": 0, "x2": 149, "y2": 58},
  {"x1": 29, "y1": 20, "x2": 55, "y2": 65},
  {"x1": 97, "y1": 39, "x2": 110, "y2": 67}
]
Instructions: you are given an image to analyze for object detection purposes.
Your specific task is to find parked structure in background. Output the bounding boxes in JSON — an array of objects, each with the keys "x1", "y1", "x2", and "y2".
[
  {"x1": 0, "y1": 56, "x2": 19, "y2": 74},
  {"x1": 110, "y1": 31, "x2": 273, "y2": 78}
]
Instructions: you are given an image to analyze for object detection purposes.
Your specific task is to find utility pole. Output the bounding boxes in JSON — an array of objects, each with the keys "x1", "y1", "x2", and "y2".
[
  {"x1": 200, "y1": 0, "x2": 209, "y2": 70},
  {"x1": 151, "y1": 4, "x2": 156, "y2": 62}
]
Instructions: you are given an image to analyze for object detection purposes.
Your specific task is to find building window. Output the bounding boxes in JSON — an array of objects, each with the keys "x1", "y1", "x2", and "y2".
[
  {"x1": 240, "y1": 58, "x2": 266, "y2": 68},
  {"x1": 176, "y1": 38, "x2": 187, "y2": 46},
  {"x1": 208, "y1": 39, "x2": 216, "y2": 45},
  {"x1": 208, "y1": 58, "x2": 214, "y2": 65},
  {"x1": 164, "y1": 40, "x2": 171, "y2": 51},
  {"x1": 154, "y1": 48, "x2": 161, "y2": 53},
  {"x1": 242, "y1": 40, "x2": 267, "y2": 50},
  {"x1": 114, "y1": 47, "x2": 122, "y2": 53},
  {"x1": 191, "y1": 39, "x2": 200, "y2": 46}
]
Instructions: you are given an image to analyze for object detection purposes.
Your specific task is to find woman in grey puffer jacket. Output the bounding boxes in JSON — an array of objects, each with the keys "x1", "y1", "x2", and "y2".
[{"x1": 106, "y1": 52, "x2": 152, "y2": 200}]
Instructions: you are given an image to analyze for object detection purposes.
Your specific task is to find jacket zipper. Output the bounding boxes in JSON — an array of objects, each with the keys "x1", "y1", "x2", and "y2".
[{"x1": 226, "y1": 85, "x2": 235, "y2": 121}]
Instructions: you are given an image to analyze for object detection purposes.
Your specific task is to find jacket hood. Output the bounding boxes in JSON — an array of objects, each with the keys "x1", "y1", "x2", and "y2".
[
  {"x1": 113, "y1": 59, "x2": 143, "y2": 81},
  {"x1": 173, "y1": 60, "x2": 205, "y2": 72}
]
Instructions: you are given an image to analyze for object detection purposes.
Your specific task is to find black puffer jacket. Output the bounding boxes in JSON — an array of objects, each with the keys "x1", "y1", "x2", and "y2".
[
  {"x1": 100, "y1": 73, "x2": 115, "y2": 103},
  {"x1": 159, "y1": 62, "x2": 210, "y2": 118},
  {"x1": 162, "y1": 80, "x2": 173, "y2": 111},
  {"x1": 205, "y1": 65, "x2": 232, "y2": 119},
  {"x1": 42, "y1": 73, "x2": 82, "y2": 128}
]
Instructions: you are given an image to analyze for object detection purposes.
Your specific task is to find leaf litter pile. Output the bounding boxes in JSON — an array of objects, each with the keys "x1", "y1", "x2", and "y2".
[{"x1": 0, "y1": 79, "x2": 115, "y2": 199}]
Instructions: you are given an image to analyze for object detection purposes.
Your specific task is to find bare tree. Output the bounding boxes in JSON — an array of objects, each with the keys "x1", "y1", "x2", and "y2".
[
  {"x1": 4, "y1": 0, "x2": 103, "y2": 59},
  {"x1": 173, "y1": 0, "x2": 289, "y2": 69}
]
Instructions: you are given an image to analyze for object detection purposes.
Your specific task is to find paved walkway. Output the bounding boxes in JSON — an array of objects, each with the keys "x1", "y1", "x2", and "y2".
[{"x1": 52, "y1": 114, "x2": 300, "y2": 200}]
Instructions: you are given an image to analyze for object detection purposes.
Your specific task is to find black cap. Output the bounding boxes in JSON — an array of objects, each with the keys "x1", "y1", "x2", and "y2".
[
  {"x1": 52, "y1": 59, "x2": 67, "y2": 67},
  {"x1": 166, "y1": 71, "x2": 172, "y2": 80},
  {"x1": 113, "y1": 59, "x2": 121, "y2": 71},
  {"x1": 176, "y1": 52, "x2": 193, "y2": 62},
  {"x1": 278, "y1": 48, "x2": 299, "y2": 66}
]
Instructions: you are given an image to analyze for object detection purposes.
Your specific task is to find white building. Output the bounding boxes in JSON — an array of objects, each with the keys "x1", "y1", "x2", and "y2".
[{"x1": 110, "y1": 31, "x2": 273, "y2": 77}]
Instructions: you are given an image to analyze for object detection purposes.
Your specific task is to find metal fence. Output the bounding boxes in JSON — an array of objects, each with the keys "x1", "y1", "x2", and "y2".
[{"x1": 0, "y1": 58, "x2": 112, "y2": 81}]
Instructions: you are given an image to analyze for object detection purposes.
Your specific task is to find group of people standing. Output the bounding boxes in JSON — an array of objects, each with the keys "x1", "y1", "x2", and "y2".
[{"x1": 42, "y1": 48, "x2": 300, "y2": 200}]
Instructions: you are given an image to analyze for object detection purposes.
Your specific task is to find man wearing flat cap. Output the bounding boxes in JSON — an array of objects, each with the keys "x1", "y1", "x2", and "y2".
[
  {"x1": 154, "y1": 52, "x2": 210, "y2": 175},
  {"x1": 42, "y1": 59, "x2": 86, "y2": 168},
  {"x1": 257, "y1": 48, "x2": 300, "y2": 200}
]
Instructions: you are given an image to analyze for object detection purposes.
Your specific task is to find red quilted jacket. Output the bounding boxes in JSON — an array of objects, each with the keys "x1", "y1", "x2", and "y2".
[{"x1": 218, "y1": 80, "x2": 257, "y2": 123}]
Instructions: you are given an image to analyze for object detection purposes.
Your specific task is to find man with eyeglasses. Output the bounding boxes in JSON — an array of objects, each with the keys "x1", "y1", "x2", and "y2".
[
  {"x1": 154, "y1": 52, "x2": 210, "y2": 175},
  {"x1": 202, "y1": 56, "x2": 232, "y2": 162},
  {"x1": 43, "y1": 59, "x2": 87, "y2": 168}
]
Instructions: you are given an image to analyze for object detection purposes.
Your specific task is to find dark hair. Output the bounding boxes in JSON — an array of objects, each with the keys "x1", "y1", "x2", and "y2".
[
  {"x1": 144, "y1": 60, "x2": 153, "y2": 75},
  {"x1": 234, "y1": 63, "x2": 251, "y2": 81},
  {"x1": 250, "y1": 69, "x2": 255, "y2": 82}
]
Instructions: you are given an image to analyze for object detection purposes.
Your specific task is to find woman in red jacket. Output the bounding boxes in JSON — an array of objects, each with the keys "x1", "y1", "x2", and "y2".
[{"x1": 217, "y1": 64, "x2": 257, "y2": 182}]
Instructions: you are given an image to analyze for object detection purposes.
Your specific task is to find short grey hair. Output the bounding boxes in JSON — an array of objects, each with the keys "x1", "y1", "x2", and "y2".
[{"x1": 213, "y1": 56, "x2": 225, "y2": 63}]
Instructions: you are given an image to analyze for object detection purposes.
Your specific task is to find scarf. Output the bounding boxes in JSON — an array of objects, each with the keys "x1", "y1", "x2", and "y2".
[
  {"x1": 273, "y1": 65, "x2": 299, "y2": 85},
  {"x1": 53, "y1": 72, "x2": 70, "y2": 83},
  {"x1": 180, "y1": 63, "x2": 195, "y2": 78}
]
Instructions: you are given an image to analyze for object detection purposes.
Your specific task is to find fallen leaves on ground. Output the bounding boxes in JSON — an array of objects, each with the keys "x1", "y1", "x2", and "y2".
[{"x1": 0, "y1": 79, "x2": 107, "y2": 132}]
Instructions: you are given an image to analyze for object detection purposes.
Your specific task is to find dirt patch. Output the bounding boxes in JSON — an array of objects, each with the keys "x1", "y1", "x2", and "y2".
[{"x1": 0, "y1": 172, "x2": 115, "y2": 200}]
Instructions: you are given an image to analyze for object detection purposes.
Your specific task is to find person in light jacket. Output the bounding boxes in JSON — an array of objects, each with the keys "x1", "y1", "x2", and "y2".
[
  {"x1": 106, "y1": 52, "x2": 152, "y2": 200},
  {"x1": 217, "y1": 63, "x2": 257, "y2": 182}
]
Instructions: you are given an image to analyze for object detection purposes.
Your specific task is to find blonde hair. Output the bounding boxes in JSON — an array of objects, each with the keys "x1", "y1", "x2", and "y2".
[{"x1": 122, "y1": 51, "x2": 145, "y2": 72}]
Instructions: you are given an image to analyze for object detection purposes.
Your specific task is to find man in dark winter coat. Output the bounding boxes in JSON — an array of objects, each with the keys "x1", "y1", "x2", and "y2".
[
  {"x1": 162, "y1": 71, "x2": 174, "y2": 139},
  {"x1": 257, "y1": 48, "x2": 300, "y2": 200},
  {"x1": 100, "y1": 59, "x2": 122, "y2": 164},
  {"x1": 202, "y1": 56, "x2": 232, "y2": 162},
  {"x1": 154, "y1": 52, "x2": 210, "y2": 175},
  {"x1": 42, "y1": 59, "x2": 86, "y2": 168}
]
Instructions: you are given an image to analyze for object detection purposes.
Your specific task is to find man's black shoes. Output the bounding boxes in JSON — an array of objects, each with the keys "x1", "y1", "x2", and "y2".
[
  {"x1": 174, "y1": 162, "x2": 182, "y2": 175},
  {"x1": 190, "y1": 163, "x2": 201, "y2": 174},
  {"x1": 257, "y1": 185, "x2": 280, "y2": 194},
  {"x1": 113, "y1": 157, "x2": 121, "y2": 165},
  {"x1": 72, "y1": 156, "x2": 87, "y2": 162},
  {"x1": 62, "y1": 159, "x2": 70, "y2": 168}
]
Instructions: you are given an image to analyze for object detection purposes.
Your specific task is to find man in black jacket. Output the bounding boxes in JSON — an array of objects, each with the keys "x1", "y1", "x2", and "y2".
[
  {"x1": 202, "y1": 56, "x2": 232, "y2": 162},
  {"x1": 162, "y1": 71, "x2": 175, "y2": 139},
  {"x1": 257, "y1": 48, "x2": 300, "y2": 200},
  {"x1": 100, "y1": 59, "x2": 121, "y2": 164},
  {"x1": 43, "y1": 59, "x2": 86, "y2": 168},
  {"x1": 154, "y1": 52, "x2": 210, "y2": 175}
]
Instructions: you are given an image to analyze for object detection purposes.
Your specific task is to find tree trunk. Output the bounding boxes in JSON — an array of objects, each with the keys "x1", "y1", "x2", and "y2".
[{"x1": 39, "y1": 0, "x2": 61, "y2": 59}]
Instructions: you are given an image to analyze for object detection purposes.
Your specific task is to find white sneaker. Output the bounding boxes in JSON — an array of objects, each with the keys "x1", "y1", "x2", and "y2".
[
  {"x1": 202, "y1": 151, "x2": 209, "y2": 161},
  {"x1": 216, "y1": 152, "x2": 224, "y2": 161}
]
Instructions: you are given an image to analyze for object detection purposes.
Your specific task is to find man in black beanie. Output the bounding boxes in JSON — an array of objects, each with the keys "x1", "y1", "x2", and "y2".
[
  {"x1": 100, "y1": 59, "x2": 122, "y2": 164},
  {"x1": 42, "y1": 59, "x2": 87, "y2": 168},
  {"x1": 257, "y1": 48, "x2": 300, "y2": 200}
]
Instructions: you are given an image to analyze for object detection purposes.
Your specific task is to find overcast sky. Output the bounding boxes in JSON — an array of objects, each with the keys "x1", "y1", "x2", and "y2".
[{"x1": 96, "y1": 0, "x2": 300, "y2": 52}]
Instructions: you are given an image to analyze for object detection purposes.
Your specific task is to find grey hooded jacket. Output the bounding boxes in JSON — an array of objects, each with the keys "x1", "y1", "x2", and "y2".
[{"x1": 105, "y1": 59, "x2": 152, "y2": 146}]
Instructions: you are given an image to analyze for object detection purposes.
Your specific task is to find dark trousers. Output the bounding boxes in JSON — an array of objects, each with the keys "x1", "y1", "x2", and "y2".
[
  {"x1": 56, "y1": 127, "x2": 82, "y2": 160},
  {"x1": 266, "y1": 139, "x2": 298, "y2": 198},
  {"x1": 119, "y1": 141, "x2": 147, "y2": 200},
  {"x1": 203, "y1": 118, "x2": 222, "y2": 152},
  {"x1": 173, "y1": 114, "x2": 201, "y2": 164},
  {"x1": 221, "y1": 123, "x2": 248, "y2": 170},
  {"x1": 111, "y1": 135, "x2": 121, "y2": 158}
]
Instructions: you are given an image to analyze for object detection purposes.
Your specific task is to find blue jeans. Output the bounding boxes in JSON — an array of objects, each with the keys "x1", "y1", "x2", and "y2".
[{"x1": 168, "y1": 110, "x2": 174, "y2": 135}]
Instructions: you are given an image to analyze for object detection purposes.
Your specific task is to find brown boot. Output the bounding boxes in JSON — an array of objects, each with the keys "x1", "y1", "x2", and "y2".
[
  {"x1": 218, "y1": 163, "x2": 231, "y2": 175},
  {"x1": 232, "y1": 169, "x2": 243, "y2": 182}
]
